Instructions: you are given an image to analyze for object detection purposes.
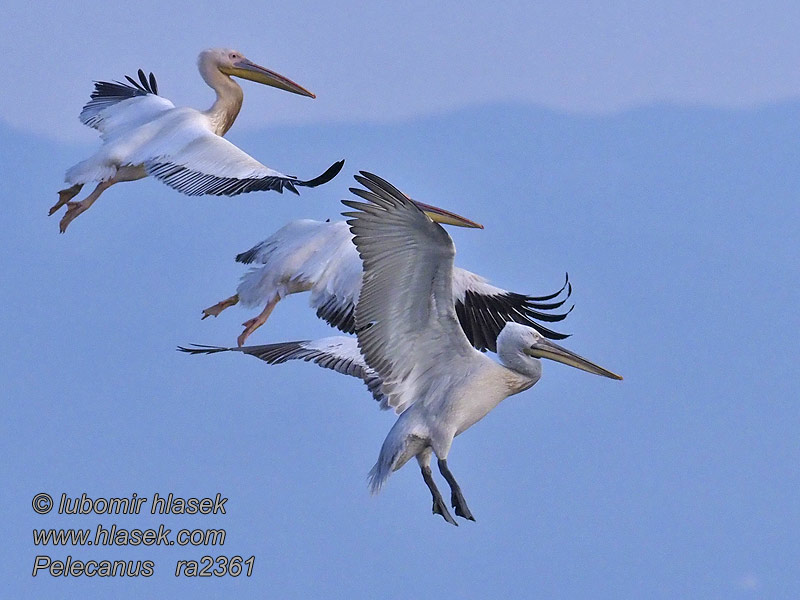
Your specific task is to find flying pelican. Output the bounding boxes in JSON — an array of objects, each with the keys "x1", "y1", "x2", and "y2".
[
  {"x1": 182, "y1": 172, "x2": 622, "y2": 525},
  {"x1": 51, "y1": 48, "x2": 344, "y2": 232},
  {"x1": 200, "y1": 215, "x2": 573, "y2": 350}
]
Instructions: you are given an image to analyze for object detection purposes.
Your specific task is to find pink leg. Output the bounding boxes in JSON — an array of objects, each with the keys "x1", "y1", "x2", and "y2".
[
  {"x1": 202, "y1": 294, "x2": 240, "y2": 320},
  {"x1": 237, "y1": 297, "x2": 279, "y2": 347},
  {"x1": 50, "y1": 184, "x2": 84, "y2": 216},
  {"x1": 59, "y1": 179, "x2": 114, "y2": 233}
]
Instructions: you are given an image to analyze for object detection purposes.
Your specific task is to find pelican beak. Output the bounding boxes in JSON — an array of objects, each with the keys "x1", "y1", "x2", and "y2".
[
  {"x1": 413, "y1": 201, "x2": 484, "y2": 229},
  {"x1": 229, "y1": 58, "x2": 316, "y2": 98},
  {"x1": 524, "y1": 339, "x2": 623, "y2": 380}
]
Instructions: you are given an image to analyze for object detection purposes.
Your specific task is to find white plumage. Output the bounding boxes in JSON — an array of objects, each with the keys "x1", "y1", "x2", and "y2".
[
  {"x1": 203, "y1": 217, "x2": 573, "y2": 350},
  {"x1": 185, "y1": 171, "x2": 623, "y2": 526},
  {"x1": 237, "y1": 220, "x2": 361, "y2": 317},
  {"x1": 52, "y1": 48, "x2": 344, "y2": 232}
]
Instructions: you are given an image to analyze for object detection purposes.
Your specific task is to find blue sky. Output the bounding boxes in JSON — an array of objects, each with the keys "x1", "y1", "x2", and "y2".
[
  {"x1": 4, "y1": 1, "x2": 800, "y2": 140},
  {"x1": 2, "y1": 2, "x2": 800, "y2": 598}
]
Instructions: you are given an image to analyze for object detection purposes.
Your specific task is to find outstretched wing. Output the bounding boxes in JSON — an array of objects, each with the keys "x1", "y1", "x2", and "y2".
[
  {"x1": 343, "y1": 172, "x2": 479, "y2": 414},
  {"x1": 80, "y1": 69, "x2": 175, "y2": 137},
  {"x1": 453, "y1": 269, "x2": 573, "y2": 352},
  {"x1": 232, "y1": 221, "x2": 571, "y2": 345},
  {"x1": 308, "y1": 266, "x2": 573, "y2": 348},
  {"x1": 178, "y1": 337, "x2": 388, "y2": 407},
  {"x1": 231, "y1": 215, "x2": 571, "y2": 348},
  {"x1": 141, "y1": 121, "x2": 344, "y2": 196}
]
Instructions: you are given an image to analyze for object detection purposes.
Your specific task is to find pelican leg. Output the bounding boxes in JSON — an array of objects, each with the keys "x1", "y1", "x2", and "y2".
[
  {"x1": 59, "y1": 180, "x2": 114, "y2": 233},
  {"x1": 202, "y1": 294, "x2": 240, "y2": 320},
  {"x1": 237, "y1": 297, "x2": 279, "y2": 347},
  {"x1": 437, "y1": 459, "x2": 475, "y2": 521},
  {"x1": 420, "y1": 464, "x2": 458, "y2": 526},
  {"x1": 49, "y1": 184, "x2": 83, "y2": 216}
]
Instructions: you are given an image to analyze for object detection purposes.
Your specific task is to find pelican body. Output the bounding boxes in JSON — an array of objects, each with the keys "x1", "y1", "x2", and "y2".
[
  {"x1": 343, "y1": 173, "x2": 622, "y2": 525},
  {"x1": 182, "y1": 172, "x2": 622, "y2": 526},
  {"x1": 52, "y1": 48, "x2": 344, "y2": 232},
  {"x1": 201, "y1": 215, "x2": 572, "y2": 349}
]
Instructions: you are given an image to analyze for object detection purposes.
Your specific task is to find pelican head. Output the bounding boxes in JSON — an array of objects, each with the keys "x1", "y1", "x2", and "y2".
[
  {"x1": 200, "y1": 48, "x2": 316, "y2": 98},
  {"x1": 500, "y1": 322, "x2": 622, "y2": 380}
]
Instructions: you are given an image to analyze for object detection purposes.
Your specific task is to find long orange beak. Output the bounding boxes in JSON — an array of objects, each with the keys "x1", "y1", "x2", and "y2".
[{"x1": 230, "y1": 58, "x2": 315, "y2": 98}]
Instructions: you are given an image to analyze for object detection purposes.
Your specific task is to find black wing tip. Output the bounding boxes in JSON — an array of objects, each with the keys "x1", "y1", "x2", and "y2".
[
  {"x1": 522, "y1": 272, "x2": 573, "y2": 303},
  {"x1": 519, "y1": 297, "x2": 573, "y2": 316},
  {"x1": 92, "y1": 69, "x2": 158, "y2": 101},
  {"x1": 459, "y1": 280, "x2": 576, "y2": 350},
  {"x1": 177, "y1": 344, "x2": 231, "y2": 355},
  {"x1": 136, "y1": 69, "x2": 158, "y2": 95},
  {"x1": 315, "y1": 299, "x2": 357, "y2": 334},
  {"x1": 123, "y1": 71, "x2": 156, "y2": 95},
  {"x1": 532, "y1": 303, "x2": 574, "y2": 322},
  {"x1": 235, "y1": 247, "x2": 260, "y2": 264},
  {"x1": 150, "y1": 158, "x2": 340, "y2": 197},
  {"x1": 534, "y1": 326, "x2": 571, "y2": 340},
  {"x1": 297, "y1": 159, "x2": 345, "y2": 188}
]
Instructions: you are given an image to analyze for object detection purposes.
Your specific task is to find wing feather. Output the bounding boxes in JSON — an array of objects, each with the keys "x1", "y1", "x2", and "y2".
[
  {"x1": 226, "y1": 208, "x2": 571, "y2": 352},
  {"x1": 80, "y1": 71, "x2": 174, "y2": 136},
  {"x1": 452, "y1": 270, "x2": 573, "y2": 351},
  {"x1": 142, "y1": 125, "x2": 344, "y2": 196},
  {"x1": 178, "y1": 337, "x2": 388, "y2": 407},
  {"x1": 343, "y1": 172, "x2": 478, "y2": 413},
  {"x1": 82, "y1": 77, "x2": 343, "y2": 196}
]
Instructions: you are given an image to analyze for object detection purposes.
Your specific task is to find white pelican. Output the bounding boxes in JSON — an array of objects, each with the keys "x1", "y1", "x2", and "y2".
[
  {"x1": 51, "y1": 48, "x2": 344, "y2": 232},
  {"x1": 200, "y1": 215, "x2": 572, "y2": 349},
  {"x1": 182, "y1": 172, "x2": 622, "y2": 525}
]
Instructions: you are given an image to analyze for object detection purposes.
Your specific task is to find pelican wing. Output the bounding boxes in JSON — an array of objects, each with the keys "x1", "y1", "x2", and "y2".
[
  {"x1": 453, "y1": 269, "x2": 573, "y2": 352},
  {"x1": 232, "y1": 215, "x2": 571, "y2": 348},
  {"x1": 343, "y1": 172, "x2": 477, "y2": 414},
  {"x1": 178, "y1": 337, "x2": 387, "y2": 406},
  {"x1": 309, "y1": 266, "x2": 573, "y2": 347},
  {"x1": 308, "y1": 232, "x2": 363, "y2": 332},
  {"x1": 141, "y1": 122, "x2": 344, "y2": 196},
  {"x1": 80, "y1": 69, "x2": 175, "y2": 137},
  {"x1": 313, "y1": 287, "x2": 357, "y2": 334}
]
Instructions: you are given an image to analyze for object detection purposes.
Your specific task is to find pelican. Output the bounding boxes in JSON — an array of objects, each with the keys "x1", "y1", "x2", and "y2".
[
  {"x1": 182, "y1": 172, "x2": 622, "y2": 525},
  {"x1": 200, "y1": 214, "x2": 572, "y2": 350},
  {"x1": 51, "y1": 48, "x2": 344, "y2": 232}
]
